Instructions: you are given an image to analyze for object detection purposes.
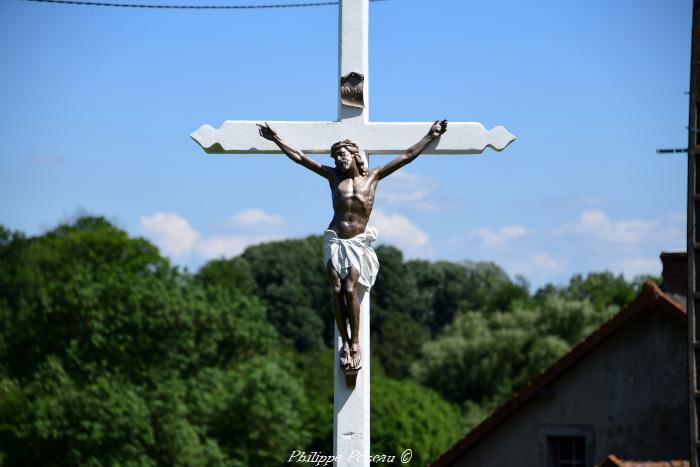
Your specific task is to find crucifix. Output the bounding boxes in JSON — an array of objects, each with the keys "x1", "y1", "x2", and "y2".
[{"x1": 191, "y1": 1, "x2": 514, "y2": 465}]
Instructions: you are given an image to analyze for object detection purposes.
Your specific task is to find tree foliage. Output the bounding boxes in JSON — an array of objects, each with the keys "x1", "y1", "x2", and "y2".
[
  {"x1": 372, "y1": 256, "x2": 529, "y2": 379},
  {"x1": 239, "y1": 236, "x2": 330, "y2": 351},
  {"x1": 535, "y1": 271, "x2": 651, "y2": 311},
  {"x1": 371, "y1": 376, "x2": 463, "y2": 466},
  {"x1": 412, "y1": 296, "x2": 617, "y2": 410},
  {"x1": 0, "y1": 217, "x2": 307, "y2": 466},
  {"x1": 0, "y1": 216, "x2": 646, "y2": 465}
]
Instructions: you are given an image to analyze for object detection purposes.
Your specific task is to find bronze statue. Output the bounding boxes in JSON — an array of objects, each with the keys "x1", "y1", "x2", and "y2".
[{"x1": 257, "y1": 120, "x2": 448, "y2": 373}]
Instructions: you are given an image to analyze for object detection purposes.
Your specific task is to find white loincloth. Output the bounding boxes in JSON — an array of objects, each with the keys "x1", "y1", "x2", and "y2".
[{"x1": 323, "y1": 227, "x2": 379, "y2": 288}]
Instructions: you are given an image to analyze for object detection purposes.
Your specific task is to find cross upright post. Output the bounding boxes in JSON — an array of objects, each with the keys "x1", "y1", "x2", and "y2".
[
  {"x1": 333, "y1": 3, "x2": 371, "y2": 466},
  {"x1": 191, "y1": 2, "x2": 515, "y2": 466},
  {"x1": 338, "y1": 0, "x2": 368, "y2": 124}
]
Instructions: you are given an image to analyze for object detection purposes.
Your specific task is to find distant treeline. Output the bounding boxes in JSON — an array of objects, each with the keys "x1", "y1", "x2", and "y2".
[{"x1": 0, "y1": 217, "x2": 654, "y2": 466}]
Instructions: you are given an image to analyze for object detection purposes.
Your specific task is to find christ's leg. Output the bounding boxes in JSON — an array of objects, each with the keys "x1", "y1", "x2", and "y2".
[
  {"x1": 327, "y1": 261, "x2": 351, "y2": 368},
  {"x1": 341, "y1": 266, "x2": 361, "y2": 370}
]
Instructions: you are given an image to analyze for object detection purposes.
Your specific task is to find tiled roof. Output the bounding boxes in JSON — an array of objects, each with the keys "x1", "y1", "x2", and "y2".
[
  {"x1": 429, "y1": 281, "x2": 687, "y2": 467},
  {"x1": 597, "y1": 453, "x2": 689, "y2": 467}
]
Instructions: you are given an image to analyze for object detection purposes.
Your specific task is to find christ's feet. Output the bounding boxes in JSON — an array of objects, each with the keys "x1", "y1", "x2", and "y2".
[
  {"x1": 339, "y1": 343, "x2": 352, "y2": 369},
  {"x1": 349, "y1": 343, "x2": 362, "y2": 370}
]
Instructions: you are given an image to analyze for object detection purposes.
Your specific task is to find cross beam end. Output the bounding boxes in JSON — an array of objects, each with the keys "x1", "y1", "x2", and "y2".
[
  {"x1": 486, "y1": 125, "x2": 516, "y2": 152},
  {"x1": 191, "y1": 124, "x2": 221, "y2": 154},
  {"x1": 190, "y1": 124, "x2": 284, "y2": 155},
  {"x1": 418, "y1": 123, "x2": 515, "y2": 154}
]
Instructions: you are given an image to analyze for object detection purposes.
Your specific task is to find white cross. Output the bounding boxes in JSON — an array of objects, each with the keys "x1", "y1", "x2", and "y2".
[
  {"x1": 191, "y1": 2, "x2": 514, "y2": 467},
  {"x1": 190, "y1": 3, "x2": 515, "y2": 158}
]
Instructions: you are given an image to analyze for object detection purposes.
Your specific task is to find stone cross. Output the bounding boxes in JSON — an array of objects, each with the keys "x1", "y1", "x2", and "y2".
[{"x1": 191, "y1": 2, "x2": 515, "y2": 466}]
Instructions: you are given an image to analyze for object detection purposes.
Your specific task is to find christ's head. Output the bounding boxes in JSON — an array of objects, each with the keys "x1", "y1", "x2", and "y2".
[{"x1": 331, "y1": 140, "x2": 367, "y2": 176}]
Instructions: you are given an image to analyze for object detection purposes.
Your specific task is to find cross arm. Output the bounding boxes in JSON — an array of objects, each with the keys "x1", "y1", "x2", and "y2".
[
  {"x1": 191, "y1": 120, "x2": 343, "y2": 154},
  {"x1": 361, "y1": 122, "x2": 515, "y2": 155},
  {"x1": 190, "y1": 120, "x2": 516, "y2": 156}
]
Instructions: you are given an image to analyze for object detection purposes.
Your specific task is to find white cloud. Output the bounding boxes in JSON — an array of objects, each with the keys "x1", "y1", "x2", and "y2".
[
  {"x1": 554, "y1": 210, "x2": 657, "y2": 245},
  {"x1": 469, "y1": 224, "x2": 534, "y2": 248},
  {"x1": 370, "y1": 209, "x2": 429, "y2": 253},
  {"x1": 141, "y1": 210, "x2": 284, "y2": 262},
  {"x1": 227, "y1": 208, "x2": 284, "y2": 227},
  {"x1": 196, "y1": 234, "x2": 282, "y2": 260},
  {"x1": 140, "y1": 212, "x2": 200, "y2": 257}
]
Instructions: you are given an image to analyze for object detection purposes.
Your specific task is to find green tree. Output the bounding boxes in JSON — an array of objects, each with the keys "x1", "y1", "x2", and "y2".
[
  {"x1": 534, "y1": 295, "x2": 616, "y2": 345},
  {"x1": 373, "y1": 314, "x2": 429, "y2": 380},
  {"x1": 0, "y1": 216, "x2": 642, "y2": 466},
  {"x1": 535, "y1": 271, "x2": 647, "y2": 312},
  {"x1": 564, "y1": 271, "x2": 636, "y2": 309},
  {"x1": 406, "y1": 260, "x2": 522, "y2": 333},
  {"x1": 195, "y1": 257, "x2": 256, "y2": 298},
  {"x1": 1, "y1": 358, "x2": 160, "y2": 466},
  {"x1": 370, "y1": 246, "x2": 420, "y2": 329},
  {"x1": 0, "y1": 217, "x2": 294, "y2": 466},
  {"x1": 0, "y1": 231, "x2": 276, "y2": 382},
  {"x1": 241, "y1": 236, "x2": 329, "y2": 351},
  {"x1": 188, "y1": 356, "x2": 311, "y2": 467},
  {"x1": 291, "y1": 349, "x2": 335, "y2": 455},
  {"x1": 371, "y1": 376, "x2": 462, "y2": 466},
  {"x1": 412, "y1": 297, "x2": 606, "y2": 407}
]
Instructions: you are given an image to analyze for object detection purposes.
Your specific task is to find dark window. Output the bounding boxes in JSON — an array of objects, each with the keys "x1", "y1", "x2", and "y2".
[{"x1": 547, "y1": 436, "x2": 586, "y2": 467}]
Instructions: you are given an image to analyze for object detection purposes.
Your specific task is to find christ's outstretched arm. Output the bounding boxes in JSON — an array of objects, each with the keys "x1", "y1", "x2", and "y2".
[
  {"x1": 375, "y1": 120, "x2": 447, "y2": 180},
  {"x1": 257, "y1": 123, "x2": 334, "y2": 180}
]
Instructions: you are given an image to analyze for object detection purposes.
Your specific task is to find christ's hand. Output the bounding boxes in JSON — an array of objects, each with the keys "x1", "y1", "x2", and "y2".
[
  {"x1": 376, "y1": 119, "x2": 448, "y2": 180},
  {"x1": 257, "y1": 122, "x2": 278, "y2": 141},
  {"x1": 255, "y1": 123, "x2": 334, "y2": 181},
  {"x1": 428, "y1": 119, "x2": 448, "y2": 139}
]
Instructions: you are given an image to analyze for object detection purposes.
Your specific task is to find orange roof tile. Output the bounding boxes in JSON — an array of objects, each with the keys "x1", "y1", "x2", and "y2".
[{"x1": 597, "y1": 453, "x2": 689, "y2": 467}]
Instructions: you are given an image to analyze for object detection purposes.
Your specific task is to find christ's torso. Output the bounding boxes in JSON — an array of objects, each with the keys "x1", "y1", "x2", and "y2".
[{"x1": 328, "y1": 172, "x2": 378, "y2": 239}]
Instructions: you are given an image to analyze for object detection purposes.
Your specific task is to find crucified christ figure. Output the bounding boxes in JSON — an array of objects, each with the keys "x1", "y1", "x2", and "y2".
[{"x1": 257, "y1": 120, "x2": 448, "y2": 372}]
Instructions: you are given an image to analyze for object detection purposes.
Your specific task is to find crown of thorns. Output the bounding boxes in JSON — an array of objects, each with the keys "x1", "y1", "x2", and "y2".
[{"x1": 330, "y1": 140, "x2": 359, "y2": 157}]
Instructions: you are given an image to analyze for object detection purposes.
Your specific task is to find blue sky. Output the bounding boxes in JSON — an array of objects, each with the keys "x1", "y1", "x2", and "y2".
[{"x1": 0, "y1": 0, "x2": 689, "y2": 288}]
